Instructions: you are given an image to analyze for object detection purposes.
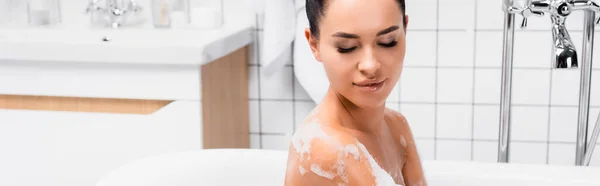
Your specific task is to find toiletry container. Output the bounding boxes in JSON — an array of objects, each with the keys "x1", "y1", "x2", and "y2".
[
  {"x1": 189, "y1": 0, "x2": 223, "y2": 29},
  {"x1": 152, "y1": 0, "x2": 192, "y2": 28},
  {"x1": 27, "y1": 0, "x2": 61, "y2": 26}
]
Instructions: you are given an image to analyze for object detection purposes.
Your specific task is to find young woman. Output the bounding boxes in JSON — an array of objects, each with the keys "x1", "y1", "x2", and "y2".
[{"x1": 284, "y1": 0, "x2": 426, "y2": 185}]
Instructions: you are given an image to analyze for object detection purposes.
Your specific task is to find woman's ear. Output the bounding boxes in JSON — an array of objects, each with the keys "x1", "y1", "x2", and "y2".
[
  {"x1": 305, "y1": 28, "x2": 322, "y2": 62},
  {"x1": 403, "y1": 15, "x2": 409, "y2": 33}
]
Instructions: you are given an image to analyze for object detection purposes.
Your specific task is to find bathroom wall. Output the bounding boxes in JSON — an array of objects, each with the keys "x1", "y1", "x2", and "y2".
[{"x1": 250, "y1": 0, "x2": 600, "y2": 166}]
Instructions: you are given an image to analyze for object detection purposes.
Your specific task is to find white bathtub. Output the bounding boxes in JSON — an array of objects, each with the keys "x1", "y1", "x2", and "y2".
[{"x1": 96, "y1": 149, "x2": 600, "y2": 186}]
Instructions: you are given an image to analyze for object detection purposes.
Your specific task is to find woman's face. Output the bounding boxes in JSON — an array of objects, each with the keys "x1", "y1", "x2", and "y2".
[{"x1": 306, "y1": 0, "x2": 408, "y2": 109}]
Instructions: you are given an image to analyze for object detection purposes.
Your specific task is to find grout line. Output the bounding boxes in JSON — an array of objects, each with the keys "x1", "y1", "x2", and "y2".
[
  {"x1": 249, "y1": 98, "x2": 314, "y2": 102},
  {"x1": 433, "y1": 0, "x2": 439, "y2": 160},
  {"x1": 255, "y1": 13, "x2": 263, "y2": 149},
  {"x1": 421, "y1": 137, "x2": 581, "y2": 144},
  {"x1": 250, "y1": 132, "x2": 286, "y2": 136},
  {"x1": 470, "y1": 0, "x2": 478, "y2": 161},
  {"x1": 291, "y1": 58, "x2": 297, "y2": 133},
  {"x1": 402, "y1": 66, "x2": 600, "y2": 70},
  {"x1": 546, "y1": 68, "x2": 554, "y2": 164},
  {"x1": 387, "y1": 101, "x2": 600, "y2": 108}
]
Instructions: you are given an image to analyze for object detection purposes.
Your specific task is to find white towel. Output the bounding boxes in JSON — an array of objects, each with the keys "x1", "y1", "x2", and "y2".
[
  {"x1": 261, "y1": 0, "x2": 297, "y2": 77},
  {"x1": 293, "y1": 5, "x2": 329, "y2": 103}
]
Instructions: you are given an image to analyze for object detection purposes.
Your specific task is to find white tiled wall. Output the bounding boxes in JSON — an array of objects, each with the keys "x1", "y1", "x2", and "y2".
[
  {"x1": 247, "y1": 0, "x2": 600, "y2": 166},
  {"x1": 10, "y1": 0, "x2": 598, "y2": 166}
]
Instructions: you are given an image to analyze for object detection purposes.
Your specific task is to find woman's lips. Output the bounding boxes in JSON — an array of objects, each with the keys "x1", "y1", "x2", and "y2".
[{"x1": 353, "y1": 79, "x2": 386, "y2": 92}]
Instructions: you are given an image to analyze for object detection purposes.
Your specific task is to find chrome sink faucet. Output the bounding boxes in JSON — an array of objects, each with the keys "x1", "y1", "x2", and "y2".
[{"x1": 85, "y1": 0, "x2": 142, "y2": 28}]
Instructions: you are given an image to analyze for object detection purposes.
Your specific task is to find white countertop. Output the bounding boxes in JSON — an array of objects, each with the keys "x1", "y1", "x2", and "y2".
[{"x1": 0, "y1": 24, "x2": 254, "y2": 66}]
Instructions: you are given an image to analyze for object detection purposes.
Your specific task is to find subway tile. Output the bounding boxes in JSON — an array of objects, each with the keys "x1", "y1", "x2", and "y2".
[
  {"x1": 401, "y1": 104, "x2": 436, "y2": 138},
  {"x1": 415, "y1": 139, "x2": 435, "y2": 161},
  {"x1": 438, "y1": 31, "x2": 475, "y2": 67},
  {"x1": 262, "y1": 134, "x2": 291, "y2": 150},
  {"x1": 437, "y1": 105, "x2": 473, "y2": 139},
  {"x1": 473, "y1": 105, "x2": 500, "y2": 140},
  {"x1": 548, "y1": 143, "x2": 576, "y2": 166},
  {"x1": 589, "y1": 144, "x2": 600, "y2": 166},
  {"x1": 436, "y1": 140, "x2": 472, "y2": 161},
  {"x1": 565, "y1": 11, "x2": 584, "y2": 31},
  {"x1": 472, "y1": 140, "x2": 499, "y2": 162},
  {"x1": 513, "y1": 32, "x2": 552, "y2": 68},
  {"x1": 438, "y1": 0, "x2": 476, "y2": 30},
  {"x1": 260, "y1": 101, "x2": 294, "y2": 134},
  {"x1": 259, "y1": 66, "x2": 294, "y2": 99},
  {"x1": 591, "y1": 70, "x2": 600, "y2": 106},
  {"x1": 249, "y1": 66, "x2": 259, "y2": 99},
  {"x1": 509, "y1": 142, "x2": 548, "y2": 164},
  {"x1": 551, "y1": 69, "x2": 581, "y2": 106},
  {"x1": 294, "y1": 78, "x2": 312, "y2": 101},
  {"x1": 512, "y1": 69, "x2": 551, "y2": 105},
  {"x1": 405, "y1": 0, "x2": 437, "y2": 30},
  {"x1": 475, "y1": 31, "x2": 503, "y2": 67},
  {"x1": 476, "y1": 0, "x2": 503, "y2": 30},
  {"x1": 250, "y1": 134, "x2": 261, "y2": 149},
  {"x1": 549, "y1": 107, "x2": 578, "y2": 143},
  {"x1": 400, "y1": 68, "x2": 436, "y2": 103},
  {"x1": 595, "y1": 39, "x2": 600, "y2": 69},
  {"x1": 437, "y1": 68, "x2": 474, "y2": 103},
  {"x1": 387, "y1": 83, "x2": 400, "y2": 102},
  {"x1": 404, "y1": 31, "x2": 437, "y2": 67},
  {"x1": 249, "y1": 100, "x2": 260, "y2": 133},
  {"x1": 588, "y1": 108, "x2": 600, "y2": 143},
  {"x1": 511, "y1": 106, "x2": 549, "y2": 142},
  {"x1": 294, "y1": 102, "x2": 316, "y2": 130},
  {"x1": 474, "y1": 69, "x2": 501, "y2": 104}
]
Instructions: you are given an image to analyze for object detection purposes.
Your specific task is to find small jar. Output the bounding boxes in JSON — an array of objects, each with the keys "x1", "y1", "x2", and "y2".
[
  {"x1": 189, "y1": 0, "x2": 224, "y2": 29},
  {"x1": 27, "y1": 0, "x2": 61, "y2": 26},
  {"x1": 152, "y1": 0, "x2": 173, "y2": 28}
]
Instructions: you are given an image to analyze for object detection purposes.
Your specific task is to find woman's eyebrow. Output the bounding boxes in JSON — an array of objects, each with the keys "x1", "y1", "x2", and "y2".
[
  {"x1": 331, "y1": 25, "x2": 400, "y2": 39},
  {"x1": 376, "y1": 25, "x2": 399, "y2": 36}
]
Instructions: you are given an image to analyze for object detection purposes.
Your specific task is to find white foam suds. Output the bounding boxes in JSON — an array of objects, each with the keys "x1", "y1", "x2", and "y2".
[
  {"x1": 335, "y1": 159, "x2": 348, "y2": 184},
  {"x1": 341, "y1": 144, "x2": 361, "y2": 160},
  {"x1": 291, "y1": 121, "x2": 331, "y2": 161},
  {"x1": 310, "y1": 164, "x2": 335, "y2": 180},
  {"x1": 356, "y1": 141, "x2": 403, "y2": 186},
  {"x1": 299, "y1": 166, "x2": 307, "y2": 175},
  {"x1": 400, "y1": 136, "x2": 407, "y2": 148}
]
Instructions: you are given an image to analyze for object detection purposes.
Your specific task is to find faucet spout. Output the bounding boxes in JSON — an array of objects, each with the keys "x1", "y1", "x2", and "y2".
[{"x1": 551, "y1": 15, "x2": 578, "y2": 68}]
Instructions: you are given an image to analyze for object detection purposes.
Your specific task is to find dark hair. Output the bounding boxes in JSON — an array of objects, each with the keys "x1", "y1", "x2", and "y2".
[{"x1": 306, "y1": 0, "x2": 406, "y2": 40}]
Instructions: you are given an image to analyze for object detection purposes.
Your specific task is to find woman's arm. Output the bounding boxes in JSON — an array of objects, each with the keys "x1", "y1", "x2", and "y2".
[{"x1": 396, "y1": 113, "x2": 428, "y2": 186}]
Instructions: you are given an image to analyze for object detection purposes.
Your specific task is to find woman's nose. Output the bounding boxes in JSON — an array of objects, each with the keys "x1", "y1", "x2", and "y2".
[{"x1": 358, "y1": 51, "x2": 380, "y2": 78}]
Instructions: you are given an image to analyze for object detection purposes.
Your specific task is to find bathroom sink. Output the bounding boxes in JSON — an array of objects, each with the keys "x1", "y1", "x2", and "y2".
[{"x1": 0, "y1": 25, "x2": 253, "y2": 65}]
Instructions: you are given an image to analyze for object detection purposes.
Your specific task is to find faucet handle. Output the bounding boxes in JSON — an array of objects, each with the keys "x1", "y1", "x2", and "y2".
[
  {"x1": 521, "y1": 17, "x2": 529, "y2": 29},
  {"x1": 520, "y1": 8, "x2": 545, "y2": 29}
]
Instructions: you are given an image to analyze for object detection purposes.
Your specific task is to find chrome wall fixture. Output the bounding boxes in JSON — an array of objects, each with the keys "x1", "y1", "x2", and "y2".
[{"x1": 500, "y1": 0, "x2": 600, "y2": 166}]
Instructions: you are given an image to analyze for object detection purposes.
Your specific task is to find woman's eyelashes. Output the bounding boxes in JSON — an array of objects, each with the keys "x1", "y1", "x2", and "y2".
[
  {"x1": 378, "y1": 40, "x2": 397, "y2": 48},
  {"x1": 336, "y1": 41, "x2": 398, "y2": 54},
  {"x1": 337, "y1": 46, "x2": 357, "y2": 53}
]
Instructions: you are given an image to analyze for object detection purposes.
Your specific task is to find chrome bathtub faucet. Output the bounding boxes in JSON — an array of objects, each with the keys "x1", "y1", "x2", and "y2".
[
  {"x1": 500, "y1": 0, "x2": 600, "y2": 166},
  {"x1": 85, "y1": 0, "x2": 143, "y2": 28}
]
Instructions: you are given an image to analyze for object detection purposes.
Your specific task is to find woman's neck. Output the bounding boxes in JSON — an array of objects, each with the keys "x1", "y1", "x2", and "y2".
[{"x1": 321, "y1": 87, "x2": 386, "y2": 136}]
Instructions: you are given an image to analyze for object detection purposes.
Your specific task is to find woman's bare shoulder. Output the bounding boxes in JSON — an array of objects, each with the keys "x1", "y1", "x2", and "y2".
[
  {"x1": 285, "y1": 120, "x2": 376, "y2": 186},
  {"x1": 384, "y1": 108, "x2": 411, "y2": 132}
]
